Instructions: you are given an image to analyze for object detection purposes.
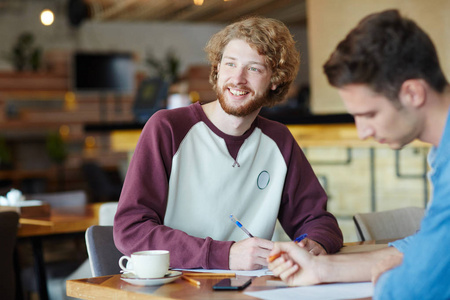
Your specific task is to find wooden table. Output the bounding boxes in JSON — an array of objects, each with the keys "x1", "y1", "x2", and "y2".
[
  {"x1": 67, "y1": 243, "x2": 387, "y2": 300},
  {"x1": 68, "y1": 274, "x2": 282, "y2": 300},
  {"x1": 17, "y1": 203, "x2": 101, "y2": 237},
  {"x1": 17, "y1": 203, "x2": 101, "y2": 300}
]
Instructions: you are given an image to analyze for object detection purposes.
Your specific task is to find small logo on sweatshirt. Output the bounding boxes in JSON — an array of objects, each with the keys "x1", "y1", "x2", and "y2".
[{"x1": 257, "y1": 171, "x2": 270, "y2": 189}]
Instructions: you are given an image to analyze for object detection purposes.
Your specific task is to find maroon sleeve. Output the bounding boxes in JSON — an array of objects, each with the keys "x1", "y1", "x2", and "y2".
[
  {"x1": 259, "y1": 118, "x2": 343, "y2": 253},
  {"x1": 113, "y1": 107, "x2": 234, "y2": 269}
]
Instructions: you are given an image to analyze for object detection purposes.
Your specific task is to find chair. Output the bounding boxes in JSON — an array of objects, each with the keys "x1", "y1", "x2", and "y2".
[
  {"x1": 133, "y1": 77, "x2": 170, "y2": 123},
  {"x1": 353, "y1": 206, "x2": 425, "y2": 241},
  {"x1": 0, "y1": 211, "x2": 20, "y2": 300},
  {"x1": 82, "y1": 162, "x2": 122, "y2": 202},
  {"x1": 85, "y1": 225, "x2": 123, "y2": 277},
  {"x1": 99, "y1": 202, "x2": 119, "y2": 226},
  {"x1": 65, "y1": 201, "x2": 119, "y2": 286}
]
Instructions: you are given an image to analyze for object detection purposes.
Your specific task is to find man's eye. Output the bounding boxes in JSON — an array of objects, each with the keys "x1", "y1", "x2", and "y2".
[{"x1": 249, "y1": 67, "x2": 260, "y2": 72}]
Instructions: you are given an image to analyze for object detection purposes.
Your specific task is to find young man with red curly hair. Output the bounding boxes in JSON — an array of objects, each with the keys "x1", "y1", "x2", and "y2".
[{"x1": 114, "y1": 17, "x2": 343, "y2": 271}]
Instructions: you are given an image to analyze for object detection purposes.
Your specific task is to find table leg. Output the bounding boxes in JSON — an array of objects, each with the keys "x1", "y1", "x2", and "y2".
[
  {"x1": 30, "y1": 237, "x2": 49, "y2": 300},
  {"x1": 14, "y1": 247, "x2": 23, "y2": 300}
]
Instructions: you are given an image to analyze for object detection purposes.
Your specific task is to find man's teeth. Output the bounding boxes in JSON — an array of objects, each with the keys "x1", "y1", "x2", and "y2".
[{"x1": 229, "y1": 89, "x2": 248, "y2": 96}]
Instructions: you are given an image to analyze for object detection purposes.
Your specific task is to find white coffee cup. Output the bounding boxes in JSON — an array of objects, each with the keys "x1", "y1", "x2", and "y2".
[{"x1": 119, "y1": 250, "x2": 169, "y2": 278}]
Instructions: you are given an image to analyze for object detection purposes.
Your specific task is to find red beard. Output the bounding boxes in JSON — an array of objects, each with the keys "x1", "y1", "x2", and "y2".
[{"x1": 216, "y1": 84, "x2": 270, "y2": 117}]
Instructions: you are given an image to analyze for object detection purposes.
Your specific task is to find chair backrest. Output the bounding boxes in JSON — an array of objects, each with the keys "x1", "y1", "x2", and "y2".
[
  {"x1": 85, "y1": 225, "x2": 123, "y2": 277},
  {"x1": 26, "y1": 190, "x2": 87, "y2": 207},
  {"x1": 353, "y1": 206, "x2": 425, "y2": 241},
  {"x1": 99, "y1": 202, "x2": 118, "y2": 226},
  {"x1": 0, "y1": 211, "x2": 19, "y2": 300},
  {"x1": 133, "y1": 77, "x2": 169, "y2": 123},
  {"x1": 82, "y1": 162, "x2": 122, "y2": 202}
]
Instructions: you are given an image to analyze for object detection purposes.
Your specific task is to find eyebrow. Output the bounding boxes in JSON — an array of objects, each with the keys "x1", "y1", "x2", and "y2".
[{"x1": 222, "y1": 56, "x2": 267, "y2": 68}]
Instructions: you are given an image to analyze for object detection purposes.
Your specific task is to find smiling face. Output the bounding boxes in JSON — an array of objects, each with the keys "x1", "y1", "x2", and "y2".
[
  {"x1": 338, "y1": 84, "x2": 422, "y2": 150},
  {"x1": 216, "y1": 39, "x2": 276, "y2": 117}
]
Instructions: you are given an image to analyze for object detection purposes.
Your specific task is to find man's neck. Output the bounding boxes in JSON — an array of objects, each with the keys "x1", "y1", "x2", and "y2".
[
  {"x1": 422, "y1": 85, "x2": 450, "y2": 147},
  {"x1": 202, "y1": 100, "x2": 260, "y2": 136}
]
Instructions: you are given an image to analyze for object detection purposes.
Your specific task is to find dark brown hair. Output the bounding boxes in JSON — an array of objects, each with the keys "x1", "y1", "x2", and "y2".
[{"x1": 323, "y1": 9, "x2": 448, "y2": 103}]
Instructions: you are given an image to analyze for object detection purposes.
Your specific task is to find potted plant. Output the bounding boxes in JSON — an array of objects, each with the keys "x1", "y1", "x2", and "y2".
[
  {"x1": 46, "y1": 132, "x2": 67, "y2": 165},
  {"x1": 145, "y1": 49, "x2": 180, "y2": 84},
  {"x1": 7, "y1": 32, "x2": 42, "y2": 72},
  {"x1": 46, "y1": 132, "x2": 68, "y2": 190}
]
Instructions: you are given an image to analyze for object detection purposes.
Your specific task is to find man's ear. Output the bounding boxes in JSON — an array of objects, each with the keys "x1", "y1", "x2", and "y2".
[{"x1": 399, "y1": 79, "x2": 426, "y2": 108}]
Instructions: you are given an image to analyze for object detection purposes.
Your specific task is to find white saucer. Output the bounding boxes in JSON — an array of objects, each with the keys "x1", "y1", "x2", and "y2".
[{"x1": 120, "y1": 270, "x2": 182, "y2": 286}]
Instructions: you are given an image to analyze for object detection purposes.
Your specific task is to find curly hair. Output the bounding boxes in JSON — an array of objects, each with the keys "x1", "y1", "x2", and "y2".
[
  {"x1": 204, "y1": 16, "x2": 300, "y2": 106},
  {"x1": 323, "y1": 9, "x2": 448, "y2": 104}
]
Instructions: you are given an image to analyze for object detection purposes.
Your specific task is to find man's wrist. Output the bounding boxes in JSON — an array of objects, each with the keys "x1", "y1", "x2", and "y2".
[{"x1": 314, "y1": 255, "x2": 329, "y2": 283}]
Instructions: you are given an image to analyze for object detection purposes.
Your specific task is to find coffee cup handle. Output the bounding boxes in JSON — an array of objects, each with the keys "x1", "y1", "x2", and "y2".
[{"x1": 118, "y1": 256, "x2": 134, "y2": 274}]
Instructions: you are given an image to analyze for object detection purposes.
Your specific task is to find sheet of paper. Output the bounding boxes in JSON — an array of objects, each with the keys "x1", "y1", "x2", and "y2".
[
  {"x1": 244, "y1": 281, "x2": 373, "y2": 300},
  {"x1": 174, "y1": 267, "x2": 271, "y2": 277}
]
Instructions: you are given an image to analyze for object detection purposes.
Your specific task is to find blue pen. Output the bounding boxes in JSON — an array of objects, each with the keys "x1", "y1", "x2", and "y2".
[
  {"x1": 268, "y1": 234, "x2": 309, "y2": 262},
  {"x1": 229, "y1": 214, "x2": 254, "y2": 238},
  {"x1": 294, "y1": 233, "x2": 308, "y2": 243}
]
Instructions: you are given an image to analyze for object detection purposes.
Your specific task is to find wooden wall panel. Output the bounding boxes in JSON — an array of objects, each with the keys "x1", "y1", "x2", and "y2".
[{"x1": 307, "y1": 0, "x2": 450, "y2": 114}]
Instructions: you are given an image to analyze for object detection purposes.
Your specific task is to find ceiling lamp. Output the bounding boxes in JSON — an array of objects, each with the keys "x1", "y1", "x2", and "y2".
[
  {"x1": 193, "y1": 0, "x2": 204, "y2": 5},
  {"x1": 40, "y1": 9, "x2": 55, "y2": 26}
]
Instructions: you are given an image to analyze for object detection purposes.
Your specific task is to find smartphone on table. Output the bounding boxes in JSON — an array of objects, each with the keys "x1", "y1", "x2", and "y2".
[{"x1": 212, "y1": 277, "x2": 252, "y2": 291}]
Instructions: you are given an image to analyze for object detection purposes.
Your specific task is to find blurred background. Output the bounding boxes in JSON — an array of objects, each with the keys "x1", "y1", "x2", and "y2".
[
  {"x1": 0, "y1": 1, "x2": 447, "y2": 298},
  {"x1": 1, "y1": 0, "x2": 445, "y2": 239}
]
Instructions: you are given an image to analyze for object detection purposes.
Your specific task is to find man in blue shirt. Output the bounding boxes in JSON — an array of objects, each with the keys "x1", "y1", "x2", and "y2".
[{"x1": 267, "y1": 9, "x2": 450, "y2": 299}]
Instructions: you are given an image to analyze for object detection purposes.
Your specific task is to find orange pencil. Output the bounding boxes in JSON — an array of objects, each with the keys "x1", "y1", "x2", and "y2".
[
  {"x1": 268, "y1": 234, "x2": 308, "y2": 262},
  {"x1": 182, "y1": 275, "x2": 201, "y2": 287},
  {"x1": 268, "y1": 253, "x2": 282, "y2": 263}
]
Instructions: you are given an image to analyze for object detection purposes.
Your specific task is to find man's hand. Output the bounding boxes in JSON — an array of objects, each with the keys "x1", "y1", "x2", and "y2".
[
  {"x1": 268, "y1": 242, "x2": 321, "y2": 286},
  {"x1": 229, "y1": 237, "x2": 273, "y2": 270},
  {"x1": 371, "y1": 253, "x2": 403, "y2": 284},
  {"x1": 296, "y1": 238, "x2": 327, "y2": 255}
]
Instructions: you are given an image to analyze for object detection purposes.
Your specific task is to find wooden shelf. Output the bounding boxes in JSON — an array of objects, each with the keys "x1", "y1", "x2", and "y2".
[
  {"x1": 0, "y1": 169, "x2": 54, "y2": 181},
  {"x1": 0, "y1": 71, "x2": 69, "y2": 93}
]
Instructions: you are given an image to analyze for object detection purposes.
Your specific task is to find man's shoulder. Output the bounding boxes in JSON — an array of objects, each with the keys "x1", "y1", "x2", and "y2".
[
  {"x1": 256, "y1": 115, "x2": 293, "y2": 139},
  {"x1": 139, "y1": 105, "x2": 202, "y2": 145},
  {"x1": 139, "y1": 104, "x2": 202, "y2": 151},
  {"x1": 147, "y1": 104, "x2": 199, "y2": 127}
]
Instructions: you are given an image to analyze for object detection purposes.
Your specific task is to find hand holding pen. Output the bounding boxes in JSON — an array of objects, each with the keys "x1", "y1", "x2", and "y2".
[
  {"x1": 229, "y1": 214, "x2": 275, "y2": 270},
  {"x1": 268, "y1": 234, "x2": 308, "y2": 262},
  {"x1": 266, "y1": 241, "x2": 323, "y2": 287}
]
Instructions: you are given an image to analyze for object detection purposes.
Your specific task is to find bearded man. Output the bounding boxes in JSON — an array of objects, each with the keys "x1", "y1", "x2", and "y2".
[{"x1": 114, "y1": 16, "x2": 343, "y2": 271}]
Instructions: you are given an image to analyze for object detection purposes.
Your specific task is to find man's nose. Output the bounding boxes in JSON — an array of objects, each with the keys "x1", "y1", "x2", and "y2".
[
  {"x1": 230, "y1": 67, "x2": 247, "y2": 85},
  {"x1": 355, "y1": 118, "x2": 374, "y2": 140}
]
